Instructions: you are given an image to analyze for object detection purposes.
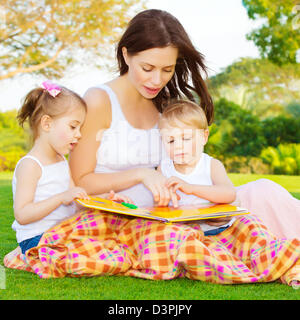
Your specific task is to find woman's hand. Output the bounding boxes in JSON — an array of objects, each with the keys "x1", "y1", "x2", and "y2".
[
  {"x1": 106, "y1": 190, "x2": 134, "y2": 204},
  {"x1": 140, "y1": 168, "x2": 180, "y2": 207}
]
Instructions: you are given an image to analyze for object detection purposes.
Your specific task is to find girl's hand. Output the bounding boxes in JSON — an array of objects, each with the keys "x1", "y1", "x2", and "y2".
[
  {"x1": 107, "y1": 190, "x2": 134, "y2": 204},
  {"x1": 165, "y1": 176, "x2": 193, "y2": 195},
  {"x1": 140, "y1": 168, "x2": 180, "y2": 207},
  {"x1": 61, "y1": 187, "x2": 89, "y2": 205}
]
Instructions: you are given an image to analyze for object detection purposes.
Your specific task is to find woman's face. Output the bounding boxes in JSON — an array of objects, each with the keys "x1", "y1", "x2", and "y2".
[{"x1": 123, "y1": 46, "x2": 178, "y2": 99}]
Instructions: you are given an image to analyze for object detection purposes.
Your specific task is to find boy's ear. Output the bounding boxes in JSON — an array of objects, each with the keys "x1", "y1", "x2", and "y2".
[
  {"x1": 40, "y1": 114, "x2": 53, "y2": 132},
  {"x1": 203, "y1": 129, "x2": 209, "y2": 145}
]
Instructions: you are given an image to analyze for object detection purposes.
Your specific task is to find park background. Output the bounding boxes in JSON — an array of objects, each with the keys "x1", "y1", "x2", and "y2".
[
  {"x1": 0, "y1": 0, "x2": 299, "y2": 175},
  {"x1": 0, "y1": 0, "x2": 300, "y2": 300}
]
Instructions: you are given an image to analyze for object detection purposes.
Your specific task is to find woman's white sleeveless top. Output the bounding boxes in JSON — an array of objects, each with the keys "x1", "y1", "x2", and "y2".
[
  {"x1": 160, "y1": 153, "x2": 236, "y2": 232},
  {"x1": 12, "y1": 155, "x2": 76, "y2": 243},
  {"x1": 94, "y1": 84, "x2": 163, "y2": 207}
]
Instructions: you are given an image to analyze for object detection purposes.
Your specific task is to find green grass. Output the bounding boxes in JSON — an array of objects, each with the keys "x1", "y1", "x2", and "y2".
[{"x1": 0, "y1": 172, "x2": 299, "y2": 300}]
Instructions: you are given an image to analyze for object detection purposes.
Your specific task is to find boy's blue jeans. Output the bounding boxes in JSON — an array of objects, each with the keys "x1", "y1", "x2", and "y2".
[
  {"x1": 203, "y1": 226, "x2": 229, "y2": 236},
  {"x1": 19, "y1": 234, "x2": 43, "y2": 254}
]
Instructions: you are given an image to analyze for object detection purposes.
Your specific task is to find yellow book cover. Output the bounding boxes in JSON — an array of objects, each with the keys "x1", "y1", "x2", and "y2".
[{"x1": 76, "y1": 197, "x2": 249, "y2": 223}]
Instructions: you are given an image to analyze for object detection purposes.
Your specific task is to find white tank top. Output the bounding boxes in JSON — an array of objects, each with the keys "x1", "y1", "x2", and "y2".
[
  {"x1": 160, "y1": 153, "x2": 236, "y2": 232},
  {"x1": 12, "y1": 155, "x2": 76, "y2": 243},
  {"x1": 160, "y1": 153, "x2": 213, "y2": 206},
  {"x1": 95, "y1": 84, "x2": 164, "y2": 207}
]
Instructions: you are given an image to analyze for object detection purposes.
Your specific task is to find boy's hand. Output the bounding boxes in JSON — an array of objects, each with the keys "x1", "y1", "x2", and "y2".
[
  {"x1": 107, "y1": 190, "x2": 135, "y2": 205},
  {"x1": 62, "y1": 187, "x2": 89, "y2": 205},
  {"x1": 140, "y1": 168, "x2": 179, "y2": 207},
  {"x1": 165, "y1": 176, "x2": 193, "y2": 195}
]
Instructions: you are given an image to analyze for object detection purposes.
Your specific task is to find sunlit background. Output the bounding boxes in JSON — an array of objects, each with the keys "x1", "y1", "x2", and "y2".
[
  {"x1": 0, "y1": 0, "x2": 299, "y2": 176},
  {"x1": 0, "y1": 0, "x2": 261, "y2": 112}
]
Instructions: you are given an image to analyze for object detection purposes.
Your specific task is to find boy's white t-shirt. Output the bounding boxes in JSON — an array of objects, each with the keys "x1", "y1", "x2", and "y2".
[
  {"x1": 12, "y1": 155, "x2": 76, "y2": 243},
  {"x1": 160, "y1": 153, "x2": 235, "y2": 232}
]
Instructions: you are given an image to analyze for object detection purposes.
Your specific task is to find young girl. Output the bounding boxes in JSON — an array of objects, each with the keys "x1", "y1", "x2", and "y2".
[
  {"x1": 13, "y1": 81, "x2": 131, "y2": 255},
  {"x1": 158, "y1": 99, "x2": 238, "y2": 236}
]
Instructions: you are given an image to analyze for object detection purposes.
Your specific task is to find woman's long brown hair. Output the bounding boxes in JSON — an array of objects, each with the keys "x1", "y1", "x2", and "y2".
[{"x1": 116, "y1": 9, "x2": 214, "y2": 125}]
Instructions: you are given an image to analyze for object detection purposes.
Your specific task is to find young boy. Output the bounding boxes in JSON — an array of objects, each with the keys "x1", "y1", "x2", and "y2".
[{"x1": 158, "y1": 99, "x2": 237, "y2": 235}]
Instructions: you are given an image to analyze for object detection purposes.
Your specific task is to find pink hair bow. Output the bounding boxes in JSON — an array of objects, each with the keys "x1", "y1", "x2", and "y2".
[{"x1": 41, "y1": 80, "x2": 62, "y2": 97}]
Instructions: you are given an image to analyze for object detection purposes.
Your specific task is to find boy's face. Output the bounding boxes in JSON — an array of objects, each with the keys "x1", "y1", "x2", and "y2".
[{"x1": 160, "y1": 121, "x2": 209, "y2": 166}]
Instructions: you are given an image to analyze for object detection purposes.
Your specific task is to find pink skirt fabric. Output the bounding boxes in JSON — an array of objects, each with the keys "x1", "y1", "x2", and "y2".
[{"x1": 236, "y1": 179, "x2": 300, "y2": 239}]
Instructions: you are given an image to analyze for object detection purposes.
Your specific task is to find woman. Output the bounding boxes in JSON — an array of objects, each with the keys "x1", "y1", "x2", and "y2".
[
  {"x1": 70, "y1": 9, "x2": 299, "y2": 239},
  {"x1": 4, "y1": 10, "x2": 299, "y2": 284}
]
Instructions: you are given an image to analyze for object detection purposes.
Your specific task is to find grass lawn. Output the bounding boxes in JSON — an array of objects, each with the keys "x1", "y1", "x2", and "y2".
[{"x1": 0, "y1": 172, "x2": 299, "y2": 300}]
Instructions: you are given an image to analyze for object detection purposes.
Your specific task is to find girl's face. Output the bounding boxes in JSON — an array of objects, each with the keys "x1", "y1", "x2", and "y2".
[
  {"x1": 160, "y1": 120, "x2": 209, "y2": 168},
  {"x1": 123, "y1": 46, "x2": 178, "y2": 99},
  {"x1": 46, "y1": 105, "x2": 86, "y2": 155}
]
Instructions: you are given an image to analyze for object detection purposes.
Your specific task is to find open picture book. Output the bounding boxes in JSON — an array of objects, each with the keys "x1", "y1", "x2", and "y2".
[{"x1": 75, "y1": 197, "x2": 249, "y2": 223}]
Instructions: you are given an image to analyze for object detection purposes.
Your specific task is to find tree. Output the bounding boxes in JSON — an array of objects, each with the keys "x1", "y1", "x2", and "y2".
[
  {"x1": 0, "y1": 0, "x2": 145, "y2": 80},
  {"x1": 242, "y1": 0, "x2": 300, "y2": 65},
  {"x1": 205, "y1": 98, "x2": 266, "y2": 158},
  {"x1": 262, "y1": 115, "x2": 300, "y2": 147},
  {"x1": 286, "y1": 101, "x2": 300, "y2": 118},
  {"x1": 208, "y1": 57, "x2": 300, "y2": 118}
]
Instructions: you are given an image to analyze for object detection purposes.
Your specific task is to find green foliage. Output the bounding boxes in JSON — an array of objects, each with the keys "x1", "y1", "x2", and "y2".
[
  {"x1": 205, "y1": 98, "x2": 300, "y2": 174},
  {"x1": 0, "y1": 99, "x2": 299, "y2": 174},
  {"x1": 0, "y1": 0, "x2": 146, "y2": 80},
  {"x1": 0, "y1": 149, "x2": 26, "y2": 171},
  {"x1": 206, "y1": 98, "x2": 267, "y2": 159},
  {"x1": 223, "y1": 156, "x2": 271, "y2": 174},
  {"x1": 262, "y1": 115, "x2": 300, "y2": 147},
  {"x1": 261, "y1": 143, "x2": 300, "y2": 175},
  {"x1": 208, "y1": 58, "x2": 300, "y2": 118},
  {"x1": 0, "y1": 110, "x2": 29, "y2": 171},
  {"x1": 286, "y1": 101, "x2": 300, "y2": 118},
  {"x1": 242, "y1": 0, "x2": 300, "y2": 65}
]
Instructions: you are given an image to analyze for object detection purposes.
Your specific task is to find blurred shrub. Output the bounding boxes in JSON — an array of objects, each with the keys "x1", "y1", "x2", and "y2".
[
  {"x1": 0, "y1": 110, "x2": 30, "y2": 171},
  {"x1": 262, "y1": 116, "x2": 300, "y2": 147},
  {"x1": 206, "y1": 98, "x2": 267, "y2": 158},
  {"x1": 261, "y1": 144, "x2": 300, "y2": 175},
  {"x1": 0, "y1": 148, "x2": 26, "y2": 171},
  {"x1": 223, "y1": 156, "x2": 271, "y2": 174}
]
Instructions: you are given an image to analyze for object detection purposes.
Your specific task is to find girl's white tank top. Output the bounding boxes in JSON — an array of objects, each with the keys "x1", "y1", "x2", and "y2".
[
  {"x1": 12, "y1": 155, "x2": 76, "y2": 243},
  {"x1": 94, "y1": 84, "x2": 163, "y2": 207}
]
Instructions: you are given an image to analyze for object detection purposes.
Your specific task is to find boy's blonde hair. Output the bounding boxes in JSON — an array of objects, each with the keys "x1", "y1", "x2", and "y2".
[{"x1": 159, "y1": 99, "x2": 208, "y2": 129}]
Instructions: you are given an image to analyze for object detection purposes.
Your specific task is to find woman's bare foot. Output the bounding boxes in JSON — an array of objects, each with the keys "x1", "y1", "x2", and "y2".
[{"x1": 3, "y1": 246, "x2": 21, "y2": 266}]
